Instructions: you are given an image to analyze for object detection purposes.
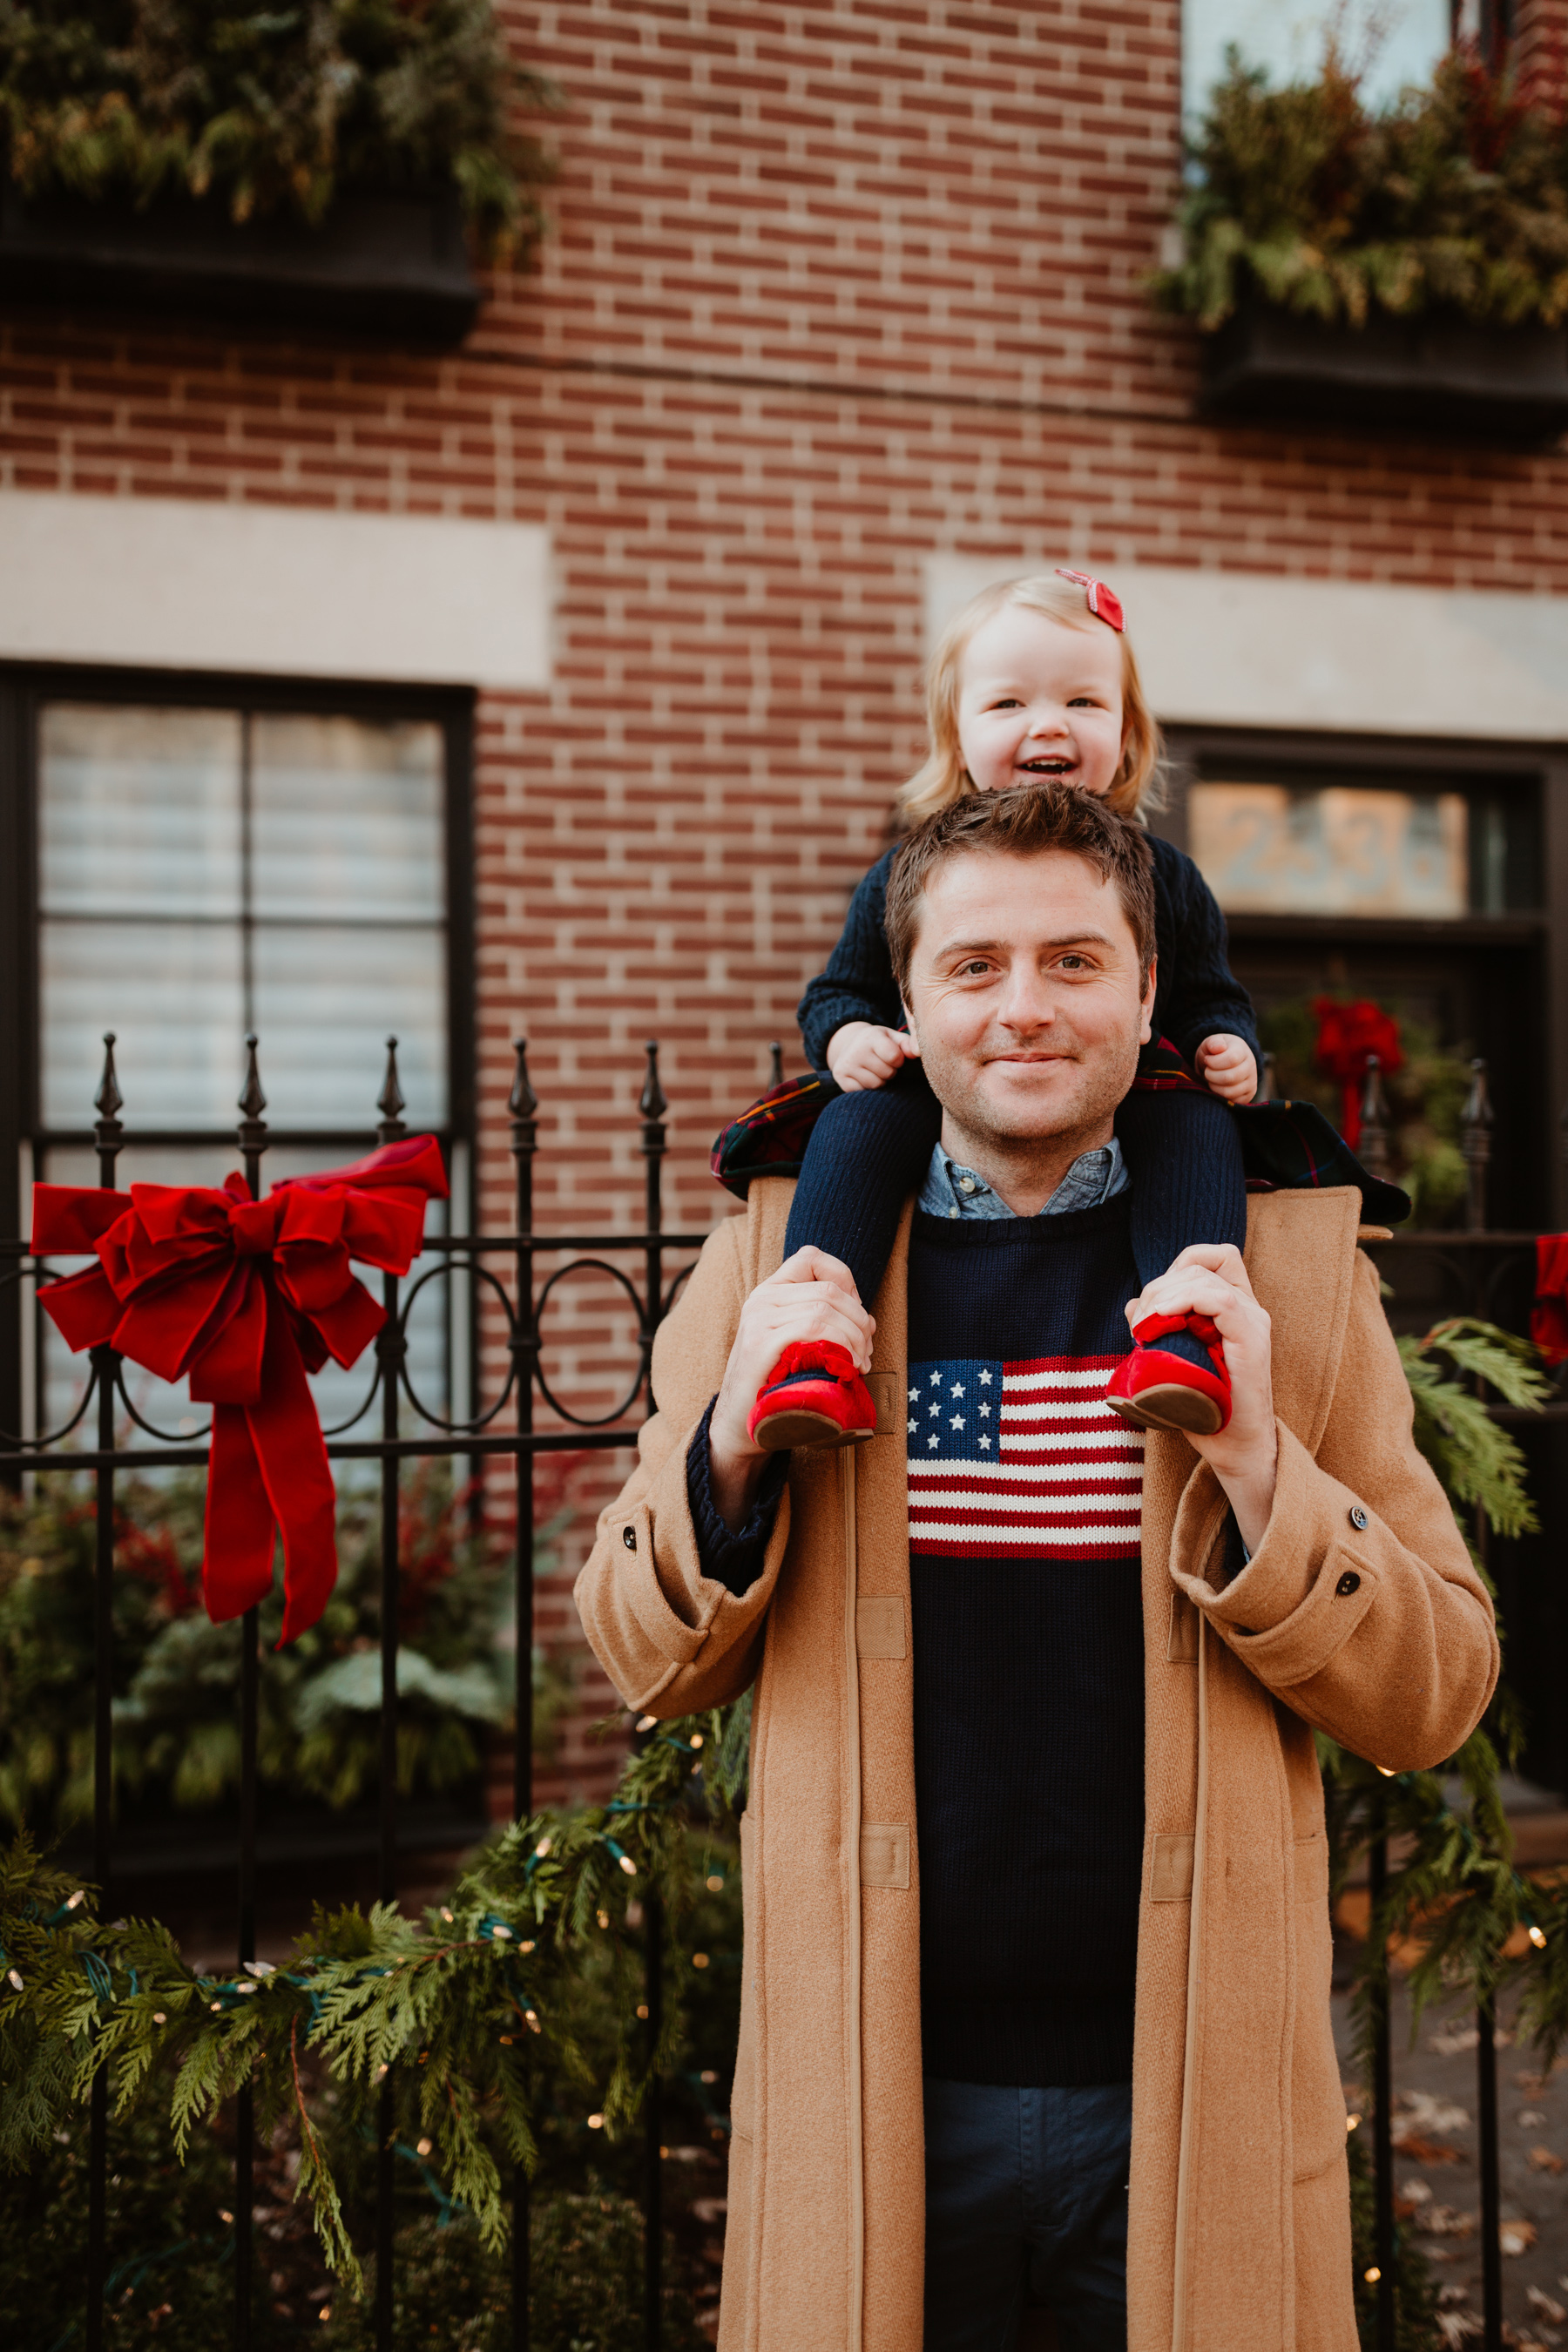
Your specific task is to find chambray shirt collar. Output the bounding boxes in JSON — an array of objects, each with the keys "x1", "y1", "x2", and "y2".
[{"x1": 917, "y1": 1133, "x2": 1129, "y2": 1221}]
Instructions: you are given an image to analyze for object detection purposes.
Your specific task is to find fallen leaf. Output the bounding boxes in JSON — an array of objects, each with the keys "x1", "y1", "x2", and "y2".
[
  {"x1": 1529, "y1": 2146, "x2": 1566, "y2": 2175},
  {"x1": 1400, "y1": 2178, "x2": 1434, "y2": 2206},
  {"x1": 1519, "y1": 2110, "x2": 1548, "y2": 2129},
  {"x1": 1529, "y1": 2288, "x2": 1568, "y2": 2327},
  {"x1": 1438, "y1": 2285, "x2": 1471, "y2": 2307},
  {"x1": 1398, "y1": 2134, "x2": 1463, "y2": 2164},
  {"x1": 1501, "y1": 2220, "x2": 1538, "y2": 2256},
  {"x1": 1418, "y1": 2206, "x2": 1478, "y2": 2238},
  {"x1": 1436, "y1": 2315, "x2": 1483, "y2": 2347},
  {"x1": 1394, "y1": 2092, "x2": 1470, "y2": 2140}
]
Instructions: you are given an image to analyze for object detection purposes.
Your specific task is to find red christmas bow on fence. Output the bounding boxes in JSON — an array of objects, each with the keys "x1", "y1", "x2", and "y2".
[
  {"x1": 1531, "y1": 1234, "x2": 1568, "y2": 1368},
  {"x1": 30, "y1": 1135, "x2": 449, "y2": 1645},
  {"x1": 1311, "y1": 996, "x2": 1404, "y2": 1150}
]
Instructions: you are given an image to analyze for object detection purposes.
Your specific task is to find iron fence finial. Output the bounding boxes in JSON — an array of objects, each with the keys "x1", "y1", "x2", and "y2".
[
  {"x1": 95, "y1": 1032, "x2": 123, "y2": 1125},
  {"x1": 769, "y1": 1040, "x2": 783, "y2": 1089},
  {"x1": 236, "y1": 1036, "x2": 269, "y2": 1197},
  {"x1": 1358, "y1": 1052, "x2": 1390, "y2": 1180},
  {"x1": 1463, "y1": 1058, "x2": 1493, "y2": 1233},
  {"x1": 93, "y1": 1031, "x2": 125, "y2": 1184},
  {"x1": 639, "y1": 1040, "x2": 667, "y2": 1125},
  {"x1": 376, "y1": 1036, "x2": 408, "y2": 1144},
  {"x1": 238, "y1": 1035, "x2": 267, "y2": 1123},
  {"x1": 509, "y1": 1037, "x2": 538, "y2": 1127}
]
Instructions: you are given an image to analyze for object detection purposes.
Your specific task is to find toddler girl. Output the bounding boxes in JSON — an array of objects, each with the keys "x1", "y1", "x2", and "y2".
[{"x1": 751, "y1": 568, "x2": 1260, "y2": 1448}]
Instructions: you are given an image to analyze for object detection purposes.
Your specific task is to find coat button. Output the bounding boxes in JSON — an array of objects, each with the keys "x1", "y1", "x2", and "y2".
[
  {"x1": 1349, "y1": 1505, "x2": 1369, "y2": 1531},
  {"x1": 623, "y1": 1526, "x2": 637, "y2": 1551},
  {"x1": 1336, "y1": 1571, "x2": 1361, "y2": 1597}
]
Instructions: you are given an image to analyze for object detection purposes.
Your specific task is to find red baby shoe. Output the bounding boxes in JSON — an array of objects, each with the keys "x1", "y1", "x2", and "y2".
[
  {"x1": 747, "y1": 1341, "x2": 877, "y2": 1452},
  {"x1": 1103, "y1": 1313, "x2": 1232, "y2": 1437}
]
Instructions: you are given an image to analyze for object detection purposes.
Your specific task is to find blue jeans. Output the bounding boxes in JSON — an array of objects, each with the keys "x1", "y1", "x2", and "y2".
[{"x1": 923, "y1": 2078, "x2": 1132, "y2": 2352}]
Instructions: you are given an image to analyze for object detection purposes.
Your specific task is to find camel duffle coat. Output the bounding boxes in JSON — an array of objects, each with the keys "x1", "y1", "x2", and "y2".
[{"x1": 575, "y1": 1179, "x2": 1498, "y2": 2352}]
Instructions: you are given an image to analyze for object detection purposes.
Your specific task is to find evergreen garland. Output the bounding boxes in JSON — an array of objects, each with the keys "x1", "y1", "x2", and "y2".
[{"x1": 0, "y1": 1698, "x2": 752, "y2": 2282}]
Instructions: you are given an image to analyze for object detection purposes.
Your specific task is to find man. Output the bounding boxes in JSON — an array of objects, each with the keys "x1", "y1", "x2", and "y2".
[{"x1": 576, "y1": 784, "x2": 1497, "y2": 2352}]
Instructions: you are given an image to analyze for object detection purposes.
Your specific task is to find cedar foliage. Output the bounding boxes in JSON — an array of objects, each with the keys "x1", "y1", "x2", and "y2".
[
  {"x1": 1151, "y1": 42, "x2": 1568, "y2": 330},
  {"x1": 0, "y1": 0, "x2": 559, "y2": 255}
]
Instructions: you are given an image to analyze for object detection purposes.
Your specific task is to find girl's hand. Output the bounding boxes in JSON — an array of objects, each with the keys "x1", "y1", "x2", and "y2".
[
  {"x1": 1196, "y1": 1032, "x2": 1258, "y2": 1104},
  {"x1": 826, "y1": 1021, "x2": 920, "y2": 1092}
]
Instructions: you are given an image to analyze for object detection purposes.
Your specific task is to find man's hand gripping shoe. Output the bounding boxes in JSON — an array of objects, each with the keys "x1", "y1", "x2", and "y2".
[
  {"x1": 1102, "y1": 1313, "x2": 1232, "y2": 1438},
  {"x1": 747, "y1": 1342, "x2": 877, "y2": 1452}
]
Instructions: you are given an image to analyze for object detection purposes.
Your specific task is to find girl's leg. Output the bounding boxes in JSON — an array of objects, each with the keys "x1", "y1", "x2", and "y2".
[
  {"x1": 1112, "y1": 1088, "x2": 1247, "y2": 1373},
  {"x1": 782, "y1": 1064, "x2": 943, "y2": 1310}
]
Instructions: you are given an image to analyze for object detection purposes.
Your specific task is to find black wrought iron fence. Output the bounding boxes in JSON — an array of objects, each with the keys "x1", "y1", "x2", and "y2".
[
  {"x1": 0, "y1": 1037, "x2": 1560, "y2": 2352},
  {"x1": 0, "y1": 1030, "x2": 714, "y2": 2352},
  {"x1": 1355, "y1": 1051, "x2": 1566, "y2": 2352}
]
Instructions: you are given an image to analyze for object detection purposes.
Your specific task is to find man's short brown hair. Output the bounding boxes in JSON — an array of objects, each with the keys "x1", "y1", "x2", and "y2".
[{"x1": 883, "y1": 783, "x2": 1159, "y2": 997}]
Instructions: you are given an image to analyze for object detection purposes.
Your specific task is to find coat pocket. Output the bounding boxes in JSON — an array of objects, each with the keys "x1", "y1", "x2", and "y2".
[{"x1": 1291, "y1": 1832, "x2": 1348, "y2": 2181}]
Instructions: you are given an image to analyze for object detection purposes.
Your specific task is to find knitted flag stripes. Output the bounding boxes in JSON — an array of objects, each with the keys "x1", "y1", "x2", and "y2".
[{"x1": 907, "y1": 1355, "x2": 1145, "y2": 1559}]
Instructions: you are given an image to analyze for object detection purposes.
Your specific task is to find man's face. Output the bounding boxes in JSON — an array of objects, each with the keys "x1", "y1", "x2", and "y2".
[{"x1": 900, "y1": 847, "x2": 1155, "y2": 1152}]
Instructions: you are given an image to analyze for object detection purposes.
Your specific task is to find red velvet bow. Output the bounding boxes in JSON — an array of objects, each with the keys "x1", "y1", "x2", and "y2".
[
  {"x1": 1311, "y1": 997, "x2": 1404, "y2": 1150},
  {"x1": 30, "y1": 1136, "x2": 449, "y2": 1645},
  {"x1": 1531, "y1": 1234, "x2": 1568, "y2": 1369}
]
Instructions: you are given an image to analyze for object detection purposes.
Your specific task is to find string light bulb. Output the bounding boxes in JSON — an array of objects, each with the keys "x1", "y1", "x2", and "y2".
[
  {"x1": 637, "y1": 1715, "x2": 657, "y2": 1732},
  {"x1": 534, "y1": 1836, "x2": 552, "y2": 1860},
  {"x1": 1346, "y1": 2113, "x2": 1361, "y2": 2132},
  {"x1": 588, "y1": 2113, "x2": 604, "y2": 2130},
  {"x1": 6, "y1": 1968, "x2": 22, "y2": 1992},
  {"x1": 416, "y1": 2138, "x2": 433, "y2": 2158},
  {"x1": 706, "y1": 1876, "x2": 724, "y2": 1893},
  {"x1": 1529, "y1": 1924, "x2": 1548, "y2": 1948},
  {"x1": 1364, "y1": 2267, "x2": 1382, "y2": 2284},
  {"x1": 689, "y1": 1734, "x2": 704, "y2": 1750}
]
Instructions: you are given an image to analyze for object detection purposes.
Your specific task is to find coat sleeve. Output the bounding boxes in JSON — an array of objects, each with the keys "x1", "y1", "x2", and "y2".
[
  {"x1": 796, "y1": 849, "x2": 905, "y2": 1067},
  {"x1": 572, "y1": 1215, "x2": 794, "y2": 1715},
  {"x1": 1168, "y1": 1250, "x2": 1499, "y2": 1770}
]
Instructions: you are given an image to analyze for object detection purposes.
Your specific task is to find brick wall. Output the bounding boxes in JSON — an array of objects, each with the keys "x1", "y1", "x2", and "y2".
[{"x1": 4, "y1": 0, "x2": 1568, "y2": 1797}]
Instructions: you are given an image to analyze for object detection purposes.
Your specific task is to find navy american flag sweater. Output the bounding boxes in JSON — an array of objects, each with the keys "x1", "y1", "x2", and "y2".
[
  {"x1": 908, "y1": 1197, "x2": 1145, "y2": 2088},
  {"x1": 686, "y1": 1193, "x2": 1147, "y2": 2088}
]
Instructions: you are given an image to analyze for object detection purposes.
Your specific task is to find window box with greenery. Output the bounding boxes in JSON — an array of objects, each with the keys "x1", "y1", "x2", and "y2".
[
  {"x1": 0, "y1": 0, "x2": 558, "y2": 340},
  {"x1": 1151, "y1": 44, "x2": 1568, "y2": 440}
]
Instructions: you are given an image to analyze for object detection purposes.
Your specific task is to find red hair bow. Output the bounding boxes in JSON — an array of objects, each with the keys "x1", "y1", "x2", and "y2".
[
  {"x1": 1055, "y1": 567, "x2": 1125, "y2": 632},
  {"x1": 30, "y1": 1135, "x2": 449, "y2": 1644}
]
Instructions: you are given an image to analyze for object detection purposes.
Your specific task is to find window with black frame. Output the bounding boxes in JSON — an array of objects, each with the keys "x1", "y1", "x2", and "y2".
[
  {"x1": 1157, "y1": 736, "x2": 1554, "y2": 1232},
  {"x1": 1, "y1": 677, "x2": 474, "y2": 1450}
]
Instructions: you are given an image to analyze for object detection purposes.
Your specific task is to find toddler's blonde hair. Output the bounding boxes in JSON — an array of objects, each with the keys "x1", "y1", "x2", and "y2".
[{"x1": 899, "y1": 572, "x2": 1163, "y2": 823}]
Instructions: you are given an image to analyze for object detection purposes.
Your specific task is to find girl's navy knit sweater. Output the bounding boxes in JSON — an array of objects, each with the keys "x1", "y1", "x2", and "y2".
[
  {"x1": 690, "y1": 1193, "x2": 1148, "y2": 2090},
  {"x1": 797, "y1": 832, "x2": 1258, "y2": 1071}
]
